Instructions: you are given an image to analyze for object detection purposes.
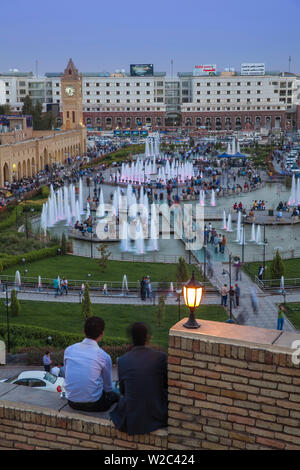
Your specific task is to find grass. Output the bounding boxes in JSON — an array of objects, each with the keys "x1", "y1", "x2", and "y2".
[
  {"x1": 282, "y1": 303, "x2": 300, "y2": 330},
  {"x1": 2, "y1": 254, "x2": 202, "y2": 284},
  {"x1": 243, "y1": 258, "x2": 300, "y2": 284},
  {"x1": 10, "y1": 300, "x2": 227, "y2": 350}
]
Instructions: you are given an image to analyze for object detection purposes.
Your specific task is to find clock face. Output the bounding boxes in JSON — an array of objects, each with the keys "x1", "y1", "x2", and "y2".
[{"x1": 65, "y1": 86, "x2": 75, "y2": 96}]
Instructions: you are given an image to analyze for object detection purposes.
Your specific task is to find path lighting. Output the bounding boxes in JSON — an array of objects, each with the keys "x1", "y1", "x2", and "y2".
[{"x1": 182, "y1": 271, "x2": 203, "y2": 329}]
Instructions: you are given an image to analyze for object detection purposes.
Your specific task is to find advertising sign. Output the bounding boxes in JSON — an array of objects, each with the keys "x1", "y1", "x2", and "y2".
[
  {"x1": 130, "y1": 64, "x2": 154, "y2": 77},
  {"x1": 131, "y1": 130, "x2": 140, "y2": 136},
  {"x1": 193, "y1": 64, "x2": 217, "y2": 76},
  {"x1": 123, "y1": 130, "x2": 131, "y2": 137},
  {"x1": 114, "y1": 130, "x2": 122, "y2": 136},
  {"x1": 140, "y1": 130, "x2": 149, "y2": 137}
]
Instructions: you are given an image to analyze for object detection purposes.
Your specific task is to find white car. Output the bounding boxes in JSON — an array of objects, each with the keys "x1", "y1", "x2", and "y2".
[{"x1": 0, "y1": 371, "x2": 65, "y2": 394}]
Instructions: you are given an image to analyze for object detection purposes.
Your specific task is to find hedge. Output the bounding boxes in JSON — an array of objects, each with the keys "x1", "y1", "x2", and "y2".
[
  {"x1": 0, "y1": 323, "x2": 129, "y2": 360},
  {"x1": 0, "y1": 206, "x2": 23, "y2": 230},
  {"x1": 1, "y1": 245, "x2": 60, "y2": 270}
]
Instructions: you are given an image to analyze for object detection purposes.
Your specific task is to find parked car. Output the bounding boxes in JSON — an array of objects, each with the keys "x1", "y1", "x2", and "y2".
[{"x1": 0, "y1": 371, "x2": 65, "y2": 393}]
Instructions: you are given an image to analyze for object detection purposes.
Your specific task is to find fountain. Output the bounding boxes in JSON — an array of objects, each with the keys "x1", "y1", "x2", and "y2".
[
  {"x1": 249, "y1": 223, "x2": 256, "y2": 242},
  {"x1": 120, "y1": 221, "x2": 129, "y2": 252},
  {"x1": 239, "y1": 226, "x2": 246, "y2": 246},
  {"x1": 96, "y1": 188, "x2": 105, "y2": 218},
  {"x1": 38, "y1": 275, "x2": 42, "y2": 290},
  {"x1": 222, "y1": 210, "x2": 227, "y2": 230},
  {"x1": 210, "y1": 189, "x2": 216, "y2": 207},
  {"x1": 288, "y1": 174, "x2": 296, "y2": 206},
  {"x1": 15, "y1": 270, "x2": 21, "y2": 290},
  {"x1": 122, "y1": 274, "x2": 129, "y2": 296},
  {"x1": 134, "y1": 220, "x2": 145, "y2": 254},
  {"x1": 199, "y1": 190, "x2": 205, "y2": 207},
  {"x1": 235, "y1": 211, "x2": 242, "y2": 242},
  {"x1": 255, "y1": 225, "x2": 262, "y2": 245},
  {"x1": 226, "y1": 213, "x2": 233, "y2": 232}
]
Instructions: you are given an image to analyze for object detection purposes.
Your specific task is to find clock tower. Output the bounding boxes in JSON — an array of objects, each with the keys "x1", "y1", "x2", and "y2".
[{"x1": 61, "y1": 59, "x2": 84, "y2": 130}]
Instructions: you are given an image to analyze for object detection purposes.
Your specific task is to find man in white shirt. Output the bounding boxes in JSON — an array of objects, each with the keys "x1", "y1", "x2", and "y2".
[
  {"x1": 51, "y1": 364, "x2": 60, "y2": 376},
  {"x1": 64, "y1": 316, "x2": 119, "y2": 412}
]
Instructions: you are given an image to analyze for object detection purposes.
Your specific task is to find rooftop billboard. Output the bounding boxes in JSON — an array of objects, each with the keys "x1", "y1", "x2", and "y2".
[
  {"x1": 130, "y1": 64, "x2": 154, "y2": 77},
  {"x1": 193, "y1": 64, "x2": 217, "y2": 76}
]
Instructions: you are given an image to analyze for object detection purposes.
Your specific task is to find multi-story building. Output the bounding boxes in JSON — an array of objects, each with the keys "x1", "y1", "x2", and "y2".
[{"x1": 1, "y1": 65, "x2": 300, "y2": 132}]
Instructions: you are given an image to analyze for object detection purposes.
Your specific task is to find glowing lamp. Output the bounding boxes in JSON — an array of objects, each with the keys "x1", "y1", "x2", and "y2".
[{"x1": 182, "y1": 272, "x2": 203, "y2": 329}]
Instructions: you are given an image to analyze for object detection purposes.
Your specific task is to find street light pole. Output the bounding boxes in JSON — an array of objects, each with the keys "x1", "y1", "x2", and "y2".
[
  {"x1": 229, "y1": 253, "x2": 232, "y2": 321},
  {"x1": 5, "y1": 283, "x2": 10, "y2": 354},
  {"x1": 263, "y1": 224, "x2": 266, "y2": 279}
]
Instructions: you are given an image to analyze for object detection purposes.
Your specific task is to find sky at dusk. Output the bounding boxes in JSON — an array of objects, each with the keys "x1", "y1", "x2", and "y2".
[{"x1": 1, "y1": 0, "x2": 300, "y2": 75}]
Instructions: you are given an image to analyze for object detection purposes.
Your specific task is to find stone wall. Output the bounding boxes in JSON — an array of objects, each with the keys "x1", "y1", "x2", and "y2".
[
  {"x1": 168, "y1": 319, "x2": 300, "y2": 450},
  {"x1": 1, "y1": 319, "x2": 300, "y2": 450},
  {"x1": 0, "y1": 400, "x2": 167, "y2": 450}
]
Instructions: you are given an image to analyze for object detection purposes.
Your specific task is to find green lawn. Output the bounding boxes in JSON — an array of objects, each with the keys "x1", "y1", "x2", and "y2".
[
  {"x1": 2, "y1": 254, "x2": 202, "y2": 286},
  {"x1": 243, "y1": 258, "x2": 300, "y2": 284},
  {"x1": 282, "y1": 303, "x2": 300, "y2": 330},
  {"x1": 10, "y1": 301, "x2": 227, "y2": 350}
]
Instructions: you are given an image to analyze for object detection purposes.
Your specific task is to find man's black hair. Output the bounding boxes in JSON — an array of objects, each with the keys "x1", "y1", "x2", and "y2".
[
  {"x1": 128, "y1": 322, "x2": 150, "y2": 346},
  {"x1": 84, "y1": 316, "x2": 105, "y2": 340}
]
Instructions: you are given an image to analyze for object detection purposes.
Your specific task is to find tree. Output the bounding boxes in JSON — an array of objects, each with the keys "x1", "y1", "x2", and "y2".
[
  {"x1": 61, "y1": 232, "x2": 68, "y2": 255},
  {"x1": 156, "y1": 295, "x2": 165, "y2": 327},
  {"x1": 10, "y1": 289, "x2": 20, "y2": 317},
  {"x1": 33, "y1": 101, "x2": 43, "y2": 130},
  {"x1": 97, "y1": 244, "x2": 111, "y2": 272},
  {"x1": 270, "y1": 250, "x2": 286, "y2": 280},
  {"x1": 81, "y1": 283, "x2": 93, "y2": 319},
  {"x1": 22, "y1": 95, "x2": 34, "y2": 116},
  {"x1": 176, "y1": 257, "x2": 190, "y2": 283},
  {"x1": 0, "y1": 104, "x2": 11, "y2": 115}
]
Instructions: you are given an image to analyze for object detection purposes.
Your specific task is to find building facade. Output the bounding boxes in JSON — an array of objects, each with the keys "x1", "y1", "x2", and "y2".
[
  {"x1": 1, "y1": 65, "x2": 300, "y2": 132},
  {"x1": 0, "y1": 60, "x2": 86, "y2": 186}
]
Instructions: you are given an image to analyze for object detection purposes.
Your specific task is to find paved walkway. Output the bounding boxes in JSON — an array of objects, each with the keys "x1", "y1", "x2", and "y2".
[{"x1": 206, "y1": 245, "x2": 297, "y2": 332}]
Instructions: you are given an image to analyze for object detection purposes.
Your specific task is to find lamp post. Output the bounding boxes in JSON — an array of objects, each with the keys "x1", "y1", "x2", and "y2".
[
  {"x1": 176, "y1": 288, "x2": 182, "y2": 322},
  {"x1": 203, "y1": 243, "x2": 207, "y2": 284},
  {"x1": 263, "y1": 224, "x2": 267, "y2": 279},
  {"x1": 222, "y1": 252, "x2": 233, "y2": 321},
  {"x1": 4, "y1": 284, "x2": 11, "y2": 354},
  {"x1": 242, "y1": 214, "x2": 246, "y2": 264},
  {"x1": 182, "y1": 271, "x2": 203, "y2": 329}
]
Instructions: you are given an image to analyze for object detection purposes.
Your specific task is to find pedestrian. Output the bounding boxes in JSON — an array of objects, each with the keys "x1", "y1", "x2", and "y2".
[
  {"x1": 59, "y1": 363, "x2": 65, "y2": 378},
  {"x1": 140, "y1": 276, "x2": 147, "y2": 301},
  {"x1": 250, "y1": 288, "x2": 258, "y2": 314},
  {"x1": 221, "y1": 284, "x2": 228, "y2": 307},
  {"x1": 53, "y1": 276, "x2": 62, "y2": 297},
  {"x1": 258, "y1": 265, "x2": 264, "y2": 281},
  {"x1": 43, "y1": 351, "x2": 52, "y2": 372},
  {"x1": 221, "y1": 235, "x2": 226, "y2": 254},
  {"x1": 229, "y1": 285, "x2": 236, "y2": 308},
  {"x1": 145, "y1": 275, "x2": 152, "y2": 299},
  {"x1": 277, "y1": 305, "x2": 286, "y2": 330},
  {"x1": 235, "y1": 283, "x2": 240, "y2": 307},
  {"x1": 214, "y1": 234, "x2": 219, "y2": 254},
  {"x1": 61, "y1": 277, "x2": 68, "y2": 295},
  {"x1": 51, "y1": 363, "x2": 61, "y2": 376},
  {"x1": 234, "y1": 258, "x2": 241, "y2": 281}
]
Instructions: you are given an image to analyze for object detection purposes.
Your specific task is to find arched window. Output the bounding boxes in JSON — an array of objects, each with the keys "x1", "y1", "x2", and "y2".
[{"x1": 196, "y1": 117, "x2": 202, "y2": 127}]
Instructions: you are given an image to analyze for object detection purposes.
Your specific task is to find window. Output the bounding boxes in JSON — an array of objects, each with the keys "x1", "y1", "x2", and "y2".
[
  {"x1": 86, "y1": 91, "x2": 90, "y2": 95},
  {"x1": 207, "y1": 82, "x2": 210, "y2": 86},
  {"x1": 227, "y1": 91, "x2": 230, "y2": 94},
  {"x1": 106, "y1": 99, "x2": 110, "y2": 103},
  {"x1": 96, "y1": 83, "x2": 100, "y2": 87},
  {"x1": 146, "y1": 82, "x2": 150, "y2": 86},
  {"x1": 227, "y1": 82, "x2": 231, "y2": 86},
  {"x1": 247, "y1": 82, "x2": 251, "y2": 86},
  {"x1": 257, "y1": 90, "x2": 261, "y2": 94},
  {"x1": 136, "y1": 83, "x2": 140, "y2": 86},
  {"x1": 116, "y1": 83, "x2": 120, "y2": 86},
  {"x1": 96, "y1": 91, "x2": 100, "y2": 95},
  {"x1": 116, "y1": 91, "x2": 120, "y2": 95},
  {"x1": 136, "y1": 91, "x2": 140, "y2": 95},
  {"x1": 237, "y1": 90, "x2": 240, "y2": 94},
  {"x1": 86, "y1": 99, "x2": 90, "y2": 103},
  {"x1": 106, "y1": 91, "x2": 110, "y2": 95},
  {"x1": 146, "y1": 91, "x2": 150, "y2": 95},
  {"x1": 237, "y1": 82, "x2": 241, "y2": 86},
  {"x1": 217, "y1": 82, "x2": 221, "y2": 86}
]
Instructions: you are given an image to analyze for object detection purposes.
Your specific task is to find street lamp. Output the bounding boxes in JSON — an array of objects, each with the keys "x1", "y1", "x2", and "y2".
[
  {"x1": 182, "y1": 271, "x2": 203, "y2": 329},
  {"x1": 4, "y1": 284, "x2": 11, "y2": 353},
  {"x1": 176, "y1": 288, "x2": 182, "y2": 322},
  {"x1": 222, "y1": 252, "x2": 233, "y2": 321}
]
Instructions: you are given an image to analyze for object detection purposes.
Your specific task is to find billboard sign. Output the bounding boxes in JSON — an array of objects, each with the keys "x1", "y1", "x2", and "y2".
[
  {"x1": 123, "y1": 130, "x2": 131, "y2": 137},
  {"x1": 114, "y1": 130, "x2": 122, "y2": 136},
  {"x1": 193, "y1": 64, "x2": 216, "y2": 76},
  {"x1": 131, "y1": 130, "x2": 140, "y2": 136},
  {"x1": 130, "y1": 64, "x2": 154, "y2": 77},
  {"x1": 140, "y1": 130, "x2": 149, "y2": 137}
]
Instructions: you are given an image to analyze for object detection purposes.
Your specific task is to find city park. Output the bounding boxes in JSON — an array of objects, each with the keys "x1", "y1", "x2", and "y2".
[{"x1": 1, "y1": 134, "x2": 300, "y2": 363}]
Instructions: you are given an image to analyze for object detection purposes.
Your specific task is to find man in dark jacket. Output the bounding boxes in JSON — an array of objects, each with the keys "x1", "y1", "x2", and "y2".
[{"x1": 110, "y1": 322, "x2": 168, "y2": 435}]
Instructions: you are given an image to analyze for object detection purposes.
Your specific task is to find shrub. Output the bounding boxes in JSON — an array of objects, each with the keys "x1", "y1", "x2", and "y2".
[
  {"x1": 0, "y1": 323, "x2": 127, "y2": 355},
  {"x1": 176, "y1": 257, "x2": 190, "y2": 282},
  {"x1": 41, "y1": 186, "x2": 50, "y2": 198},
  {"x1": 270, "y1": 250, "x2": 286, "y2": 280},
  {"x1": 81, "y1": 283, "x2": 93, "y2": 319},
  {"x1": 10, "y1": 289, "x2": 20, "y2": 317},
  {"x1": 1, "y1": 245, "x2": 60, "y2": 270}
]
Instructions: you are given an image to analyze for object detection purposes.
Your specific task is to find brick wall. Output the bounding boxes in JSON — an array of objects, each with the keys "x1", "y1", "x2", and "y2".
[
  {"x1": 168, "y1": 319, "x2": 300, "y2": 450},
  {"x1": 0, "y1": 402, "x2": 167, "y2": 450}
]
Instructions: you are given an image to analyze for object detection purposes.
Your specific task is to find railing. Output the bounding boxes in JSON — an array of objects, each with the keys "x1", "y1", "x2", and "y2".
[
  {"x1": 0, "y1": 276, "x2": 214, "y2": 297},
  {"x1": 254, "y1": 276, "x2": 300, "y2": 291}
]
